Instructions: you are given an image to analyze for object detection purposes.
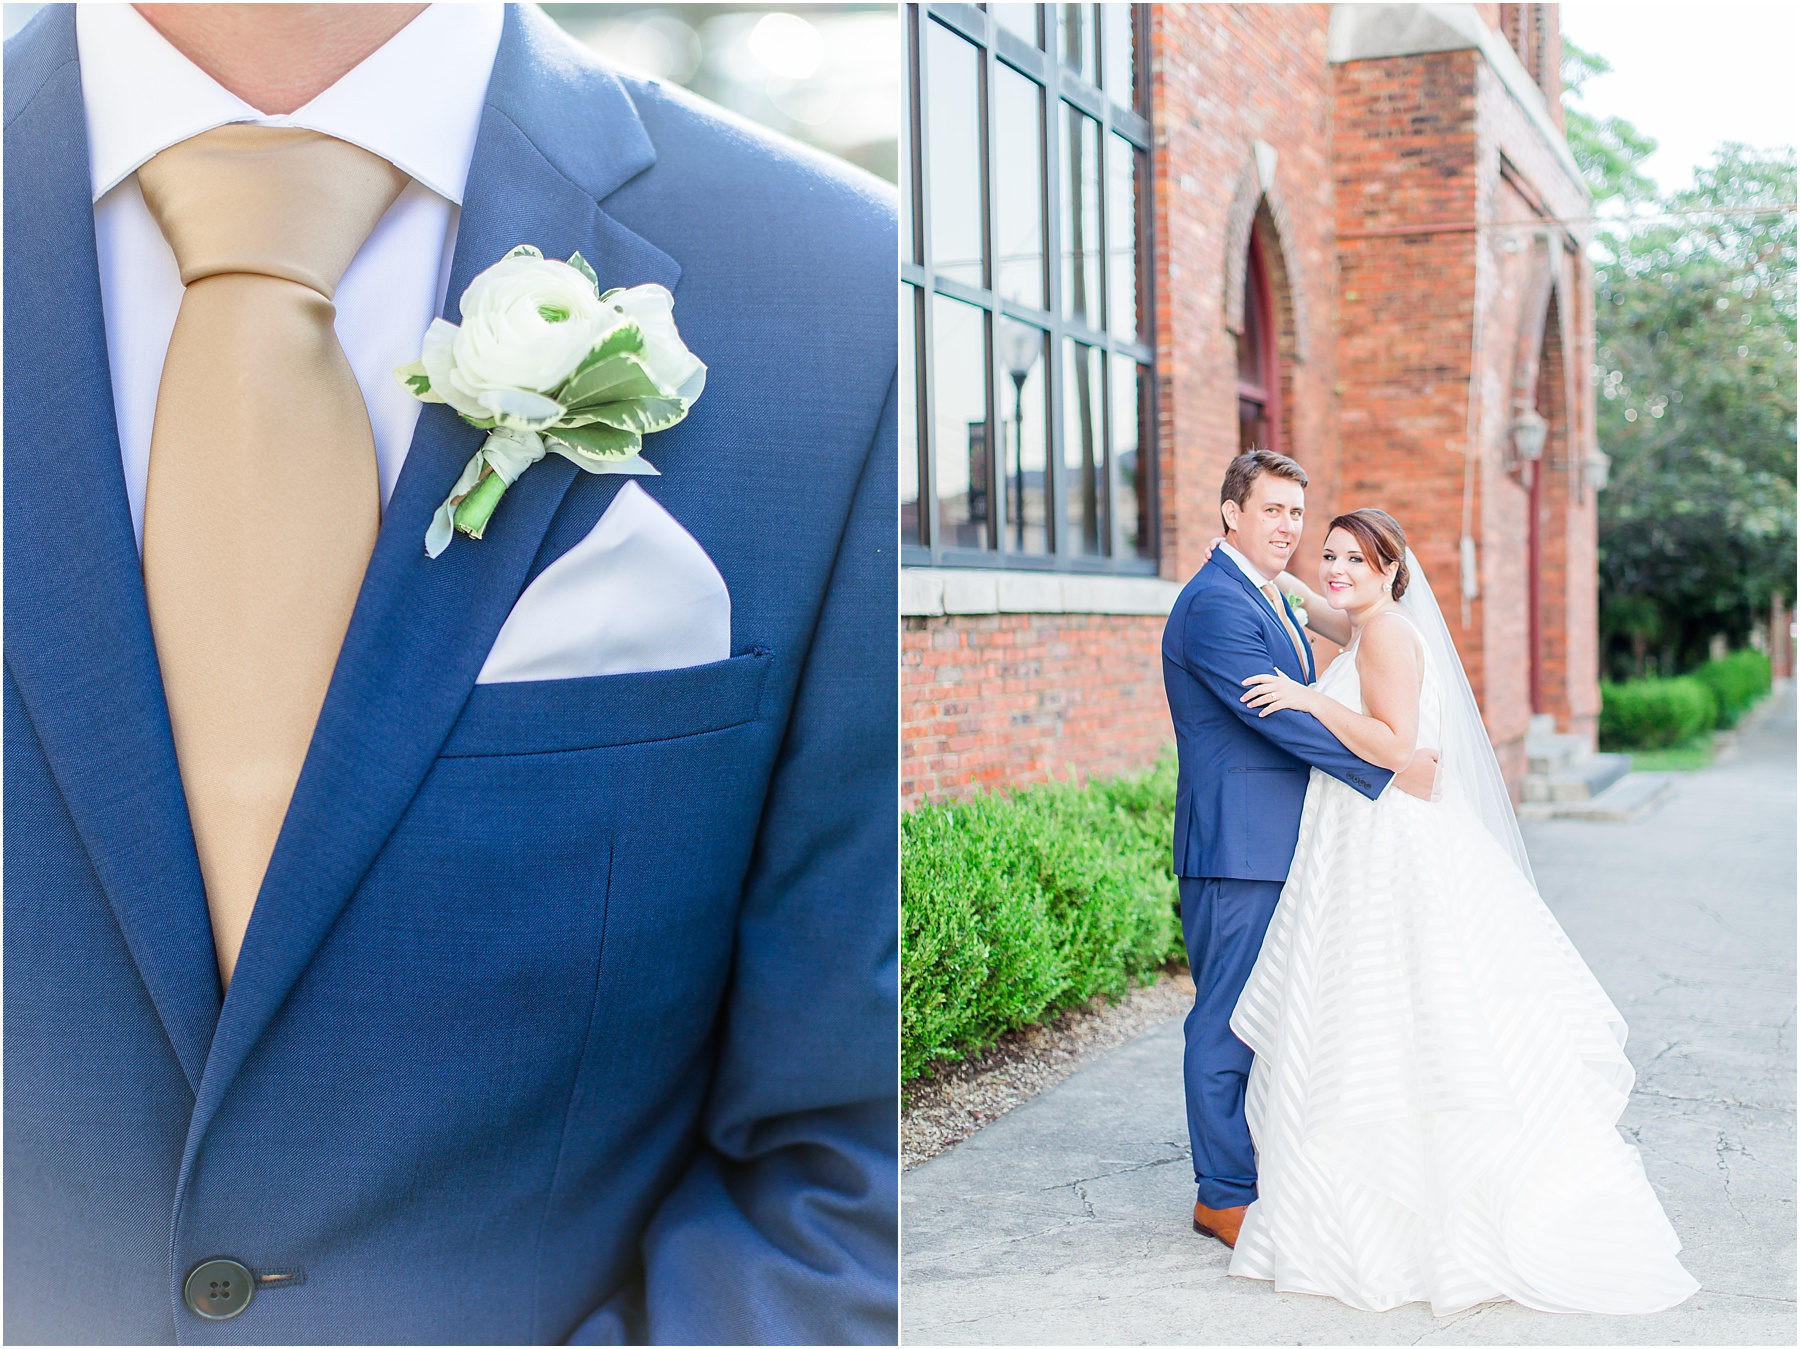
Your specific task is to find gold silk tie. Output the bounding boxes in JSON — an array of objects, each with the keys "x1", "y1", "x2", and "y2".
[
  {"x1": 137, "y1": 126, "x2": 409, "y2": 986},
  {"x1": 1260, "y1": 582, "x2": 1310, "y2": 673}
]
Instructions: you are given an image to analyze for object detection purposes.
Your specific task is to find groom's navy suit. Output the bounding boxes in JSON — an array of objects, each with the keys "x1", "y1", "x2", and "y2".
[
  {"x1": 5, "y1": 7, "x2": 896, "y2": 1344},
  {"x1": 1162, "y1": 554, "x2": 1390, "y2": 1209}
]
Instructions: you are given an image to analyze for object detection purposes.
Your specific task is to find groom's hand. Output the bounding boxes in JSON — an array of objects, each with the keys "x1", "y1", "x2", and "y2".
[{"x1": 1393, "y1": 748, "x2": 1440, "y2": 800}]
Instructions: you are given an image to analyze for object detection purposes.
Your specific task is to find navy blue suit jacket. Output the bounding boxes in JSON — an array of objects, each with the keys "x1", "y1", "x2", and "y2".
[
  {"x1": 1161, "y1": 557, "x2": 1392, "y2": 881},
  {"x1": 4, "y1": 7, "x2": 896, "y2": 1344}
]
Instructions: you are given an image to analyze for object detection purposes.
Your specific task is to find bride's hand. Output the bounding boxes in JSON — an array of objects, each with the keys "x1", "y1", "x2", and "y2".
[
  {"x1": 1199, "y1": 535, "x2": 1225, "y2": 566},
  {"x1": 1240, "y1": 668, "x2": 1320, "y2": 718}
]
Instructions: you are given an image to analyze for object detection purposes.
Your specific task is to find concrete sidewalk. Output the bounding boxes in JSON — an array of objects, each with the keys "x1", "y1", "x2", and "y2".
[{"x1": 901, "y1": 687, "x2": 1796, "y2": 1345}]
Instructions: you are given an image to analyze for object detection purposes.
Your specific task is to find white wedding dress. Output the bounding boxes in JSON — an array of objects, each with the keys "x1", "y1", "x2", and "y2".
[{"x1": 1227, "y1": 611, "x2": 1699, "y2": 1315}]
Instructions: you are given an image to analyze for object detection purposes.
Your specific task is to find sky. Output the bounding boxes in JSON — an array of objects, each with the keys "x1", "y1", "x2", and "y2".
[{"x1": 1560, "y1": 1, "x2": 1799, "y2": 195}]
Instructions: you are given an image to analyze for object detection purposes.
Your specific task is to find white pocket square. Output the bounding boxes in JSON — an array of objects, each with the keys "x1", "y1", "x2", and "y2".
[{"x1": 476, "y1": 480, "x2": 730, "y2": 684}]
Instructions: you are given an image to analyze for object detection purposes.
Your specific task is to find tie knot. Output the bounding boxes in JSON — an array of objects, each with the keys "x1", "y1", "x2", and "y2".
[{"x1": 137, "y1": 125, "x2": 409, "y2": 299}]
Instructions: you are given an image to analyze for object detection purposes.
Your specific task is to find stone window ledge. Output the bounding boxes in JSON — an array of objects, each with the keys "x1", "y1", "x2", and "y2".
[{"x1": 902, "y1": 567, "x2": 1183, "y2": 618}]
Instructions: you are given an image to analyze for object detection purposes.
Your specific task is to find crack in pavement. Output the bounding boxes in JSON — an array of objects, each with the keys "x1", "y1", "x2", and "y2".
[
  {"x1": 1714, "y1": 1131, "x2": 1755, "y2": 1228},
  {"x1": 1631, "y1": 1088, "x2": 1795, "y2": 1112}
]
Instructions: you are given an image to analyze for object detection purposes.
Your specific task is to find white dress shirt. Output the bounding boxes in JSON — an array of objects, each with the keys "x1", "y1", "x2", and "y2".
[{"x1": 78, "y1": 2, "x2": 505, "y2": 547}]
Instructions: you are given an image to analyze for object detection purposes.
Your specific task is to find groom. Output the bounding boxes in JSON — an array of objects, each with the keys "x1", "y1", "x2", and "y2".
[
  {"x1": 1161, "y1": 449, "x2": 1434, "y2": 1248},
  {"x1": 5, "y1": 4, "x2": 895, "y2": 1343}
]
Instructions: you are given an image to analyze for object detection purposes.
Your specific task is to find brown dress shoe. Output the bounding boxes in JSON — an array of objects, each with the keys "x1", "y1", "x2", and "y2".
[{"x1": 1192, "y1": 1200, "x2": 1247, "y2": 1248}]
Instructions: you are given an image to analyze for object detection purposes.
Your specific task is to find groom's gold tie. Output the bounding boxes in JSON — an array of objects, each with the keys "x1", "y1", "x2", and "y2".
[
  {"x1": 138, "y1": 126, "x2": 408, "y2": 987},
  {"x1": 1260, "y1": 582, "x2": 1310, "y2": 673}
]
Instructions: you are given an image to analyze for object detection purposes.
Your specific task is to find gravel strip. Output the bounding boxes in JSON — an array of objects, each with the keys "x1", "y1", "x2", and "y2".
[{"x1": 902, "y1": 967, "x2": 1195, "y2": 1170}]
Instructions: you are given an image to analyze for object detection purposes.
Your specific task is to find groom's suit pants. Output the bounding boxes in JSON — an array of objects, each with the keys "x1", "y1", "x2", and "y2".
[{"x1": 1180, "y1": 875, "x2": 1283, "y2": 1209}]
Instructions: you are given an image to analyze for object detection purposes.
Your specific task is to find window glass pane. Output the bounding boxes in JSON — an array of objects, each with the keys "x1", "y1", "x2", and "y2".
[
  {"x1": 1063, "y1": 338, "x2": 1106, "y2": 555},
  {"x1": 993, "y1": 65, "x2": 1044, "y2": 309},
  {"x1": 901, "y1": 14, "x2": 917, "y2": 264},
  {"x1": 901, "y1": 284, "x2": 921, "y2": 546},
  {"x1": 1111, "y1": 355, "x2": 1149, "y2": 558},
  {"x1": 932, "y1": 294, "x2": 992, "y2": 549},
  {"x1": 989, "y1": 3, "x2": 1039, "y2": 46},
  {"x1": 998, "y1": 317, "x2": 1050, "y2": 554},
  {"x1": 1101, "y1": 3, "x2": 1135, "y2": 107},
  {"x1": 1058, "y1": 3, "x2": 1096, "y2": 84},
  {"x1": 1239, "y1": 396, "x2": 1269, "y2": 454},
  {"x1": 1105, "y1": 135, "x2": 1138, "y2": 341},
  {"x1": 1061, "y1": 105, "x2": 1101, "y2": 329},
  {"x1": 925, "y1": 22, "x2": 984, "y2": 288}
]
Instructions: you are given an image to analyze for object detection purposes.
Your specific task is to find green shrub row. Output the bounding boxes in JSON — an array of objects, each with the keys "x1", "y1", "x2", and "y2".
[
  {"x1": 1599, "y1": 677, "x2": 1717, "y2": 749},
  {"x1": 1600, "y1": 649, "x2": 1773, "y2": 749},
  {"x1": 1692, "y1": 650, "x2": 1773, "y2": 727},
  {"x1": 901, "y1": 754, "x2": 1183, "y2": 1081}
]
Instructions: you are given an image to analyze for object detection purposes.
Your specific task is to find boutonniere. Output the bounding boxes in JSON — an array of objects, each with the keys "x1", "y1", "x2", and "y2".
[
  {"x1": 396, "y1": 245, "x2": 706, "y2": 557},
  {"x1": 1283, "y1": 591, "x2": 1309, "y2": 628}
]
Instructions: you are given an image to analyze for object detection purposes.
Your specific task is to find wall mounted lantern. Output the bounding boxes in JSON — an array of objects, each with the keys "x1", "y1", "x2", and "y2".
[
  {"x1": 1508, "y1": 409, "x2": 1548, "y2": 473},
  {"x1": 1583, "y1": 447, "x2": 1612, "y2": 494}
]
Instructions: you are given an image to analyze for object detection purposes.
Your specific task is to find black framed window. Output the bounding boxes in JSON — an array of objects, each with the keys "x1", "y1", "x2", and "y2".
[{"x1": 901, "y1": 2, "x2": 1155, "y2": 573}]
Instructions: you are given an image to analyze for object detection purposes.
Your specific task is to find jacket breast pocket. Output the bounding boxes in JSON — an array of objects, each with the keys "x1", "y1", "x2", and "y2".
[{"x1": 440, "y1": 648, "x2": 773, "y2": 758}]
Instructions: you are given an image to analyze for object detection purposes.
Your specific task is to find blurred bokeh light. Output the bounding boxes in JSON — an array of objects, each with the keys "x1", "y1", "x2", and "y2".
[{"x1": 542, "y1": 4, "x2": 898, "y2": 184}]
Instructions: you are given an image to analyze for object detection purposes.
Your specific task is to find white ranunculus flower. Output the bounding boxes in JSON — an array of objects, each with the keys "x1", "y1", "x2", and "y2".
[
  {"x1": 424, "y1": 253, "x2": 613, "y2": 426},
  {"x1": 598, "y1": 284, "x2": 708, "y2": 400}
]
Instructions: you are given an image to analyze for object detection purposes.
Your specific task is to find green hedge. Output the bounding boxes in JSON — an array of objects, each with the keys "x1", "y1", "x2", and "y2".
[
  {"x1": 1599, "y1": 676, "x2": 1718, "y2": 750},
  {"x1": 1692, "y1": 650, "x2": 1773, "y2": 728},
  {"x1": 902, "y1": 755, "x2": 1183, "y2": 1081}
]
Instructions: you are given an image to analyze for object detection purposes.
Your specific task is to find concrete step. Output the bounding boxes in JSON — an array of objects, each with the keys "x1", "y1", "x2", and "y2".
[
  {"x1": 1518, "y1": 771, "x2": 1676, "y2": 822},
  {"x1": 1521, "y1": 751, "x2": 1631, "y2": 802},
  {"x1": 1526, "y1": 732, "x2": 1592, "y2": 776}
]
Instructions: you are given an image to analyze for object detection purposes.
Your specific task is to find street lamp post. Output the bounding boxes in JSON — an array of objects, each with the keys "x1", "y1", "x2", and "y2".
[{"x1": 1001, "y1": 325, "x2": 1041, "y2": 553}]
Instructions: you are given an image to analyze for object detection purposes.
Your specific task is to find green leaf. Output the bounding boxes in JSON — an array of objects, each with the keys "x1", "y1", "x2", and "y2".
[
  {"x1": 585, "y1": 321, "x2": 646, "y2": 367},
  {"x1": 545, "y1": 422, "x2": 641, "y2": 460},
  {"x1": 394, "y1": 358, "x2": 433, "y2": 396},
  {"x1": 577, "y1": 396, "x2": 690, "y2": 436},
  {"x1": 566, "y1": 251, "x2": 600, "y2": 292},
  {"x1": 504, "y1": 244, "x2": 543, "y2": 261},
  {"x1": 558, "y1": 348, "x2": 663, "y2": 410}
]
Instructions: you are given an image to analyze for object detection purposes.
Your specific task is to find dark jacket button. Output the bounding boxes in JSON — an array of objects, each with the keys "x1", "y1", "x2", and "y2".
[{"x1": 184, "y1": 1259, "x2": 254, "y2": 1320}]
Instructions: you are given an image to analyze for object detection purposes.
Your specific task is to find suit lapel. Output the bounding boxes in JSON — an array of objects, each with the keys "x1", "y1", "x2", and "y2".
[
  {"x1": 3, "y1": 9, "x2": 221, "y2": 1092},
  {"x1": 190, "y1": 4, "x2": 682, "y2": 1129},
  {"x1": 1276, "y1": 588, "x2": 1317, "y2": 683},
  {"x1": 1217, "y1": 557, "x2": 1313, "y2": 683}
]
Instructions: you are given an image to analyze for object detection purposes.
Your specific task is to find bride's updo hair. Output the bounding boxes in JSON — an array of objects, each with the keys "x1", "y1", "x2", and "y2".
[{"x1": 1328, "y1": 508, "x2": 1410, "y2": 599}]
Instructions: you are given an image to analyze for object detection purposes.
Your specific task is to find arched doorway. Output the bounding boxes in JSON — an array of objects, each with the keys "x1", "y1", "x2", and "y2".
[{"x1": 1236, "y1": 230, "x2": 1280, "y2": 453}]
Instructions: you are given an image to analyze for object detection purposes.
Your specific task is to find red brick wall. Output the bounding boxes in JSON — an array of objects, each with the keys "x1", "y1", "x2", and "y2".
[
  {"x1": 1332, "y1": 48, "x2": 1493, "y2": 736},
  {"x1": 1150, "y1": 5, "x2": 1342, "y2": 585},
  {"x1": 901, "y1": 614, "x2": 1169, "y2": 804},
  {"x1": 1330, "y1": 41, "x2": 1600, "y2": 785}
]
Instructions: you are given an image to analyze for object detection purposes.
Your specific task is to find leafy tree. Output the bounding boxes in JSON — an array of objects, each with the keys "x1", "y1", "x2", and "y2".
[
  {"x1": 1563, "y1": 42, "x2": 1797, "y2": 676},
  {"x1": 1562, "y1": 42, "x2": 1658, "y2": 219}
]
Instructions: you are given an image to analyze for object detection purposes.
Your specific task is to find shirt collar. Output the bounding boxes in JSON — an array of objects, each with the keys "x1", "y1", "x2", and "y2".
[
  {"x1": 77, "y1": 2, "x2": 504, "y2": 204},
  {"x1": 1218, "y1": 540, "x2": 1277, "y2": 591}
]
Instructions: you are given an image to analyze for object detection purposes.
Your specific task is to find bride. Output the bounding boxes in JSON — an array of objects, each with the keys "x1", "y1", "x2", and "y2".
[{"x1": 1226, "y1": 507, "x2": 1698, "y2": 1316}]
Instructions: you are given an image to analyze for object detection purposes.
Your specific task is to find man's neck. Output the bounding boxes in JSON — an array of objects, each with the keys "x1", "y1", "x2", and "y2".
[
  {"x1": 134, "y1": 4, "x2": 429, "y2": 114},
  {"x1": 1219, "y1": 538, "x2": 1274, "y2": 588}
]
